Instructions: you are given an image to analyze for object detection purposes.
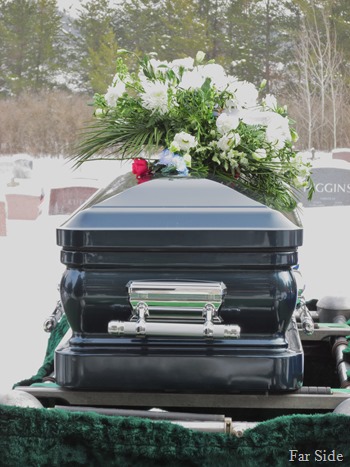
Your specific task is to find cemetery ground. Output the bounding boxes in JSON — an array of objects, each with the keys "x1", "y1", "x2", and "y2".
[{"x1": 0, "y1": 152, "x2": 350, "y2": 394}]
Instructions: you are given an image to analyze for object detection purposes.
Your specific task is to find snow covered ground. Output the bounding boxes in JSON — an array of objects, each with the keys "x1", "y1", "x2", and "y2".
[{"x1": 0, "y1": 152, "x2": 350, "y2": 394}]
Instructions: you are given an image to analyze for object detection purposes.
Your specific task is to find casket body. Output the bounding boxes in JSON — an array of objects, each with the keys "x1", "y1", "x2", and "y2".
[{"x1": 55, "y1": 176, "x2": 303, "y2": 392}]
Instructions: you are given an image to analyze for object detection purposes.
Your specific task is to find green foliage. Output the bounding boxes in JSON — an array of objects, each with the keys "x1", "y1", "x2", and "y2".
[
  {"x1": 73, "y1": 51, "x2": 314, "y2": 211},
  {"x1": 0, "y1": 0, "x2": 62, "y2": 95},
  {"x1": 88, "y1": 29, "x2": 120, "y2": 94},
  {"x1": 1, "y1": 0, "x2": 350, "y2": 151},
  {"x1": 71, "y1": 0, "x2": 119, "y2": 93}
]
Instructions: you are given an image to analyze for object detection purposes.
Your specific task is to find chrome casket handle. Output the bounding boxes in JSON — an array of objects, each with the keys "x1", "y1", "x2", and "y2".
[{"x1": 108, "y1": 280, "x2": 240, "y2": 339}]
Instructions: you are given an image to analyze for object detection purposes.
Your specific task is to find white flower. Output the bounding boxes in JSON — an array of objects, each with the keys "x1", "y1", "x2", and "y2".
[
  {"x1": 199, "y1": 63, "x2": 229, "y2": 90},
  {"x1": 169, "y1": 141, "x2": 181, "y2": 153},
  {"x1": 217, "y1": 133, "x2": 241, "y2": 151},
  {"x1": 252, "y1": 148, "x2": 267, "y2": 160},
  {"x1": 223, "y1": 108, "x2": 268, "y2": 127},
  {"x1": 265, "y1": 114, "x2": 291, "y2": 149},
  {"x1": 237, "y1": 109, "x2": 265, "y2": 125},
  {"x1": 141, "y1": 81, "x2": 169, "y2": 114},
  {"x1": 217, "y1": 135, "x2": 231, "y2": 151},
  {"x1": 105, "y1": 82, "x2": 126, "y2": 107},
  {"x1": 179, "y1": 69, "x2": 206, "y2": 90},
  {"x1": 172, "y1": 131, "x2": 197, "y2": 151},
  {"x1": 216, "y1": 112, "x2": 240, "y2": 134},
  {"x1": 227, "y1": 80, "x2": 258, "y2": 109},
  {"x1": 149, "y1": 58, "x2": 169, "y2": 71},
  {"x1": 170, "y1": 57, "x2": 194, "y2": 70},
  {"x1": 195, "y1": 51, "x2": 205, "y2": 63},
  {"x1": 263, "y1": 94, "x2": 277, "y2": 109}
]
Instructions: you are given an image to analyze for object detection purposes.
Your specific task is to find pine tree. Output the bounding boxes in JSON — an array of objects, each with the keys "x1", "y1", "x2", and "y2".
[
  {"x1": 88, "y1": 29, "x2": 120, "y2": 94},
  {"x1": 73, "y1": 0, "x2": 119, "y2": 92},
  {"x1": 0, "y1": 0, "x2": 62, "y2": 95}
]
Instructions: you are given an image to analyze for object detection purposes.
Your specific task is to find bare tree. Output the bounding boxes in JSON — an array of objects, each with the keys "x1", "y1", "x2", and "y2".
[{"x1": 294, "y1": 3, "x2": 346, "y2": 150}]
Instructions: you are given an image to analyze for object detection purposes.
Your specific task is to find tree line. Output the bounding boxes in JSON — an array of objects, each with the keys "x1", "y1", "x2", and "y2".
[{"x1": 1, "y1": 0, "x2": 350, "y2": 153}]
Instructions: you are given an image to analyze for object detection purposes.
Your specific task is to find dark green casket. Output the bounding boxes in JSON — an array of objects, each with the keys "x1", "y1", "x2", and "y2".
[{"x1": 55, "y1": 176, "x2": 303, "y2": 392}]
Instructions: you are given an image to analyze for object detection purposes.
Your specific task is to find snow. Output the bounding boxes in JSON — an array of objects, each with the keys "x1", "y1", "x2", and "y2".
[
  {"x1": 0, "y1": 152, "x2": 350, "y2": 394},
  {"x1": 0, "y1": 156, "x2": 132, "y2": 394}
]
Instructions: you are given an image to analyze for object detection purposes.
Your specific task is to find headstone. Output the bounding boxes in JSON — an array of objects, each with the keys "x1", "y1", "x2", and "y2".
[
  {"x1": 0, "y1": 201, "x2": 6, "y2": 236},
  {"x1": 48, "y1": 186, "x2": 98, "y2": 215},
  {"x1": 6, "y1": 194, "x2": 43, "y2": 220},
  {"x1": 300, "y1": 167, "x2": 350, "y2": 207},
  {"x1": 332, "y1": 148, "x2": 350, "y2": 163}
]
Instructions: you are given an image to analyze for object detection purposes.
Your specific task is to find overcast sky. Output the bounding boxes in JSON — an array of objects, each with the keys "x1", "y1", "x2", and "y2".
[
  {"x1": 56, "y1": 0, "x2": 82, "y2": 16},
  {"x1": 56, "y1": 0, "x2": 121, "y2": 16}
]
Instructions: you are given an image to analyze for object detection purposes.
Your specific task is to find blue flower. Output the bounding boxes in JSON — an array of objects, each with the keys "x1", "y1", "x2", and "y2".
[{"x1": 158, "y1": 149, "x2": 188, "y2": 175}]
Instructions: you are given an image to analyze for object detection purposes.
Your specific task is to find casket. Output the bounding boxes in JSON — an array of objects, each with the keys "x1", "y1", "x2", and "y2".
[{"x1": 55, "y1": 175, "x2": 303, "y2": 392}]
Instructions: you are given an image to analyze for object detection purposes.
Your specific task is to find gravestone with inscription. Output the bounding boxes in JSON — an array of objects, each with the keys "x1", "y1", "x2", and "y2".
[
  {"x1": 49, "y1": 186, "x2": 98, "y2": 215},
  {"x1": 300, "y1": 167, "x2": 350, "y2": 207}
]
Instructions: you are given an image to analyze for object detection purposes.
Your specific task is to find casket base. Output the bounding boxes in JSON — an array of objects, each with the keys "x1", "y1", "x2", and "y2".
[{"x1": 55, "y1": 326, "x2": 303, "y2": 393}]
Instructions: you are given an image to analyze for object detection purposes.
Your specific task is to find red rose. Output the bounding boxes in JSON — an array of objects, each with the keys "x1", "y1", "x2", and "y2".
[
  {"x1": 137, "y1": 173, "x2": 153, "y2": 184},
  {"x1": 132, "y1": 158, "x2": 149, "y2": 177},
  {"x1": 132, "y1": 158, "x2": 153, "y2": 184}
]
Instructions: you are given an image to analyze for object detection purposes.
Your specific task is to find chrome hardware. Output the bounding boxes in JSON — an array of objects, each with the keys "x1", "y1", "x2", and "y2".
[
  {"x1": 293, "y1": 269, "x2": 314, "y2": 336},
  {"x1": 127, "y1": 280, "x2": 226, "y2": 322},
  {"x1": 299, "y1": 297, "x2": 314, "y2": 336},
  {"x1": 108, "y1": 280, "x2": 240, "y2": 339},
  {"x1": 43, "y1": 300, "x2": 64, "y2": 333}
]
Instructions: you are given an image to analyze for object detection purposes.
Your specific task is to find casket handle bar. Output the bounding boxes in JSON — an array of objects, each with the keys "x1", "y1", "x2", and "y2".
[{"x1": 108, "y1": 280, "x2": 241, "y2": 339}]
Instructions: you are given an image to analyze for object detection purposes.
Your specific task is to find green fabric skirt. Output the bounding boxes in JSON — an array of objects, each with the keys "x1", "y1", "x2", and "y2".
[
  {"x1": 1, "y1": 405, "x2": 350, "y2": 467},
  {"x1": 4, "y1": 315, "x2": 350, "y2": 466}
]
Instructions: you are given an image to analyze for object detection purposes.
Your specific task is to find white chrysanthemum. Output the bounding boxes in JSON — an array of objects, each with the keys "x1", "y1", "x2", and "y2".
[
  {"x1": 141, "y1": 81, "x2": 169, "y2": 114},
  {"x1": 172, "y1": 131, "x2": 197, "y2": 151},
  {"x1": 252, "y1": 148, "x2": 267, "y2": 160},
  {"x1": 265, "y1": 114, "x2": 291, "y2": 149},
  {"x1": 105, "y1": 82, "x2": 126, "y2": 107},
  {"x1": 179, "y1": 69, "x2": 205, "y2": 90},
  {"x1": 216, "y1": 113, "x2": 240, "y2": 134}
]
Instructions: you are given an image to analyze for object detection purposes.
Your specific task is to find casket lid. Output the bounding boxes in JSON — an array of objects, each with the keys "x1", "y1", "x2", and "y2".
[{"x1": 57, "y1": 177, "x2": 302, "y2": 249}]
